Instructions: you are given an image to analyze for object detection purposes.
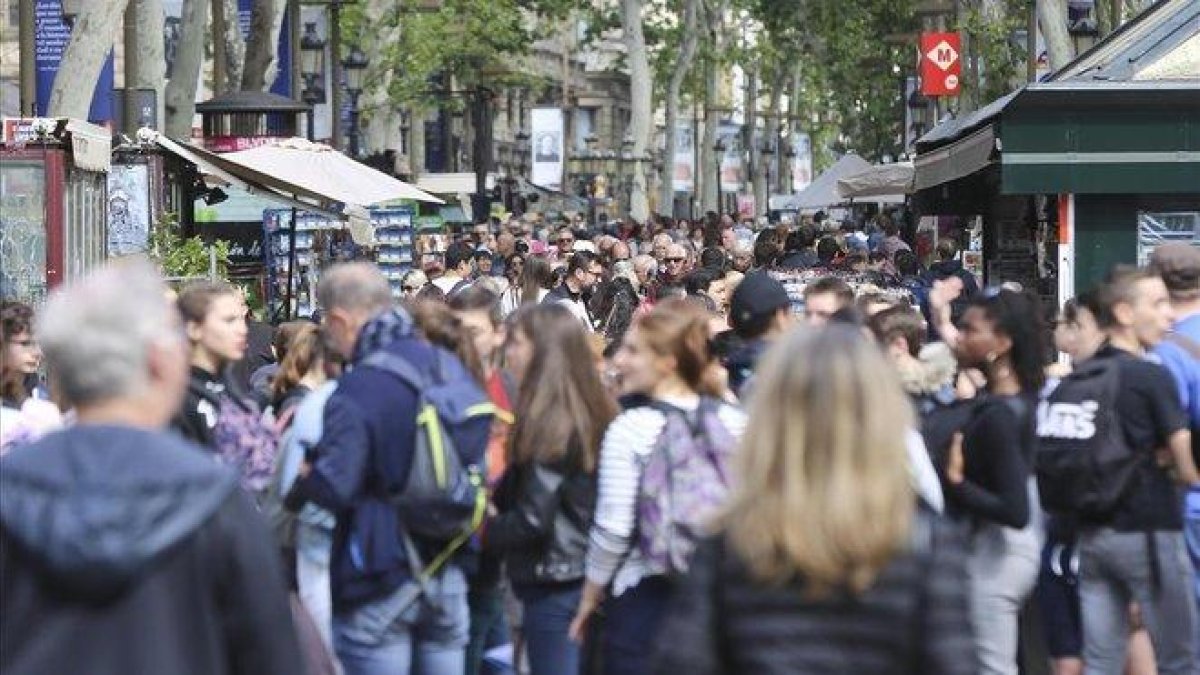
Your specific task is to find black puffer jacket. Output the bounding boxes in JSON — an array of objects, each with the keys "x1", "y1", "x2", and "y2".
[
  {"x1": 0, "y1": 425, "x2": 302, "y2": 674},
  {"x1": 486, "y1": 443, "x2": 595, "y2": 586},
  {"x1": 653, "y1": 508, "x2": 976, "y2": 675}
]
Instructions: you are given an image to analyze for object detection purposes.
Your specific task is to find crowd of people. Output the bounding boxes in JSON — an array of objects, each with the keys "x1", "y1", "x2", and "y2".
[{"x1": 0, "y1": 209, "x2": 1198, "y2": 675}]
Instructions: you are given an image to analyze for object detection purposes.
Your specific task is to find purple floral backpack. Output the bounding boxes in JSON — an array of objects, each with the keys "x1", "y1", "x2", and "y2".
[
  {"x1": 636, "y1": 399, "x2": 736, "y2": 576},
  {"x1": 213, "y1": 394, "x2": 282, "y2": 496}
]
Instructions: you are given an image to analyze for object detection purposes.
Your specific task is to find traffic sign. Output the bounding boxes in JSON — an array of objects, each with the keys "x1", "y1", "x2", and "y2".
[{"x1": 919, "y1": 32, "x2": 962, "y2": 96}]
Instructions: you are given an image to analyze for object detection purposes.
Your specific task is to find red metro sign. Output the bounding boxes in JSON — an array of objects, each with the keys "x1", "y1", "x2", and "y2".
[{"x1": 920, "y1": 33, "x2": 962, "y2": 96}]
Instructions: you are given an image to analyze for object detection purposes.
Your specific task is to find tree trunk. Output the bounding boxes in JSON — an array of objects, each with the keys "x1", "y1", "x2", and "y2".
[
  {"x1": 746, "y1": 67, "x2": 761, "y2": 214},
  {"x1": 164, "y1": 0, "x2": 208, "y2": 137},
  {"x1": 784, "y1": 60, "x2": 802, "y2": 194},
  {"x1": 622, "y1": 0, "x2": 652, "y2": 224},
  {"x1": 214, "y1": 0, "x2": 245, "y2": 94},
  {"x1": 241, "y1": 0, "x2": 286, "y2": 91},
  {"x1": 760, "y1": 67, "x2": 784, "y2": 210},
  {"x1": 48, "y1": 0, "x2": 130, "y2": 118},
  {"x1": 1037, "y1": 0, "x2": 1075, "y2": 72},
  {"x1": 658, "y1": 0, "x2": 700, "y2": 219},
  {"x1": 126, "y1": 0, "x2": 166, "y2": 132},
  {"x1": 359, "y1": 0, "x2": 402, "y2": 157},
  {"x1": 700, "y1": 0, "x2": 724, "y2": 214}
]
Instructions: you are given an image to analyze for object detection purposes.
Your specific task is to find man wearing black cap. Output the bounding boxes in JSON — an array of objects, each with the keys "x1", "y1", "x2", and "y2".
[{"x1": 724, "y1": 271, "x2": 794, "y2": 396}]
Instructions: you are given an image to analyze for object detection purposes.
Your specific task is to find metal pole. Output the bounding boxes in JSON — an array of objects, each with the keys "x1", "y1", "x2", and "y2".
[
  {"x1": 209, "y1": 246, "x2": 217, "y2": 281},
  {"x1": 19, "y1": 0, "x2": 35, "y2": 115},
  {"x1": 349, "y1": 92, "x2": 360, "y2": 157},
  {"x1": 330, "y1": 1, "x2": 344, "y2": 150},
  {"x1": 1027, "y1": 0, "x2": 1039, "y2": 83},
  {"x1": 124, "y1": 1, "x2": 140, "y2": 134},
  {"x1": 286, "y1": 208, "x2": 298, "y2": 320}
]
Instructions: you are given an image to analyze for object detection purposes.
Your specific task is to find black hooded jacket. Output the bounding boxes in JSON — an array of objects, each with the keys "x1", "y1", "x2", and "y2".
[{"x1": 0, "y1": 425, "x2": 302, "y2": 675}]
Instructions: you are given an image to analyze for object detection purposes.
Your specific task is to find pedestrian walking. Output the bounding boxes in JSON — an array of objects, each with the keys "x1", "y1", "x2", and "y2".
[
  {"x1": 546, "y1": 250, "x2": 603, "y2": 331},
  {"x1": 287, "y1": 263, "x2": 492, "y2": 675},
  {"x1": 0, "y1": 261, "x2": 302, "y2": 675},
  {"x1": 652, "y1": 325, "x2": 975, "y2": 675},
  {"x1": 269, "y1": 322, "x2": 331, "y2": 424},
  {"x1": 945, "y1": 288, "x2": 1045, "y2": 675},
  {"x1": 0, "y1": 300, "x2": 60, "y2": 453},
  {"x1": 570, "y1": 298, "x2": 746, "y2": 675},
  {"x1": 1070, "y1": 267, "x2": 1199, "y2": 675},
  {"x1": 173, "y1": 280, "x2": 250, "y2": 449},
  {"x1": 486, "y1": 303, "x2": 618, "y2": 675},
  {"x1": 1147, "y1": 243, "x2": 1200, "y2": 638}
]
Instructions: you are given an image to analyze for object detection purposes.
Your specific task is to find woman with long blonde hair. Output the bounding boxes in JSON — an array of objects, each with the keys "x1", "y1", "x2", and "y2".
[{"x1": 653, "y1": 325, "x2": 974, "y2": 675}]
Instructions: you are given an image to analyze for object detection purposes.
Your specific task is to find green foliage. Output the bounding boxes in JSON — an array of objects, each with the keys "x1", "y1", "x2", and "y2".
[
  {"x1": 148, "y1": 212, "x2": 231, "y2": 281},
  {"x1": 955, "y1": 0, "x2": 1027, "y2": 106},
  {"x1": 344, "y1": 0, "x2": 577, "y2": 110}
]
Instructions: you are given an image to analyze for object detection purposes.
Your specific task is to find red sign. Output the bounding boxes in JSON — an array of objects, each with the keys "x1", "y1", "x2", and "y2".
[
  {"x1": 203, "y1": 135, "x2": 287, "y2": 153},
  {"x1": 920, "y1": 33, "x2": 962, "y2": 96}
]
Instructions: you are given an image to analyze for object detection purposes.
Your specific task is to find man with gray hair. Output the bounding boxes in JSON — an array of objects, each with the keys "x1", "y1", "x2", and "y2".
[
  {"x1": 0, "y1": 260, "x2": 301, "y2": 674},
  {"x1": 632, "y1": 254, "x2": 658, "y2": 298},
  {"x1": 290, "y1": 262, "x2": 491, "y2": 675}
]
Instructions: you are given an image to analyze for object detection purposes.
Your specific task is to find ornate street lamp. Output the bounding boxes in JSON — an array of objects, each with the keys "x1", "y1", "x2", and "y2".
[
  {"x1": 341, "y1": 46, "x2": 369, "y2": 156},
  {"x1": 299, "y1": 23, "x2": 327, "y2": 141}
]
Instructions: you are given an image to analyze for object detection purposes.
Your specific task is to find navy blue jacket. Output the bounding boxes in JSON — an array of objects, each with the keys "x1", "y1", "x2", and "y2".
[{"x1": 296, "y1": 335, "x2": 491, "y2": 610}]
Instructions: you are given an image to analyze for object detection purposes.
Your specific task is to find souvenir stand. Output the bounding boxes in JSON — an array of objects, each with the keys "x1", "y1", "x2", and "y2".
[{"x1": 263, "y1": 205, "x2": 416, "y2": 320}]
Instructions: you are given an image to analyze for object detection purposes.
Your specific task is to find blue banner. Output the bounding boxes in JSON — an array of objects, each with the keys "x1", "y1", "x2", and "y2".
[{"x1": 34, "y1": 0, "x2": 114, "y2": 122}]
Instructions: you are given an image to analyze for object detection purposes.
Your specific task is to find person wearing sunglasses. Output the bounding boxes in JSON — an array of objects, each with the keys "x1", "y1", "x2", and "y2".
[
  {"x1": 556, "y1": 227, "x2": 577, "y2": 262},
  {"x1": 660, "y1": 244, "x2": 691, "y2": 284},
  {"x1": 400, "y1": 269, "x2": 428, "y2": 300}
]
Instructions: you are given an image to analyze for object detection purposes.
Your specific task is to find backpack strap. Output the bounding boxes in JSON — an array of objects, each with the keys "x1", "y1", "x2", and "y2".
[{"x1": 362, "y1": 350, "x2": 428, "y2": 393}]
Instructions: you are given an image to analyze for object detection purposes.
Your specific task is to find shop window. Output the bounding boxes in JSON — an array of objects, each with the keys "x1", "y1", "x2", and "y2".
[
  {"x1": 0, "y1": 161, "x2": 48, "y2": 302},
  {"x1": 1138, "y1": 211, "x2": 1200, "y2": 266}
]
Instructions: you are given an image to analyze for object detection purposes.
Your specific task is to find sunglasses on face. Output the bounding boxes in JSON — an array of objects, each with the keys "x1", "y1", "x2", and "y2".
[
  {"x1": 558, "y1": 238, "x2": 575, "y2": 245},
  {"x1": 665, "y1": 257, "x2": 686, "y2": 264},
  {"x1": 403, "y1": 285, "x2": 421, "y2": 292}
]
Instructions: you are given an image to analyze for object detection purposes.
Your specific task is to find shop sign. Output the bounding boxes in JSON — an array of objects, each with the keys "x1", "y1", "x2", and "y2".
[{"x1": 920, "y1": 32, "x2": 962, "y2": 96}]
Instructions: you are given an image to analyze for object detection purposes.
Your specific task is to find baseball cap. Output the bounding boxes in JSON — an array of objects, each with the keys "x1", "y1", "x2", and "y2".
[
  {"x1": 730, "y1": 271, "x2": 791, "y2": 335},
  {"x1": 1149, "y1": 243, "x2": 1200, "y2": 295}
]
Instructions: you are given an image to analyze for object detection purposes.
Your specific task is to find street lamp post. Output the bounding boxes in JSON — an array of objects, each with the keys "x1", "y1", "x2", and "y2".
[
  {"x1": 299, "y1": 22, "x2": 327, "y2": 141},
  {"x1": 713, "y1": 138, "x2": 726, "y2": 213},
  {"x1": 761, "y1": 139, "x2": 775, "y2": 211},
  {"x1": 342, "y1": 46, "x2": 368, "y2": 157}
]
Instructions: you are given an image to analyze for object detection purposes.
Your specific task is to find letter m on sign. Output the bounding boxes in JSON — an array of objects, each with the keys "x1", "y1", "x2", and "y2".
[{"x1": 919, "y1": 32, "x2": 962, "y2": 97}]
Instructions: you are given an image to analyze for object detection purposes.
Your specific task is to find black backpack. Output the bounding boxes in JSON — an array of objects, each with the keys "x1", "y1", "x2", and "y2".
[{"x1": 1035, "y1": 357, "x2": 1143, "y2": 520}]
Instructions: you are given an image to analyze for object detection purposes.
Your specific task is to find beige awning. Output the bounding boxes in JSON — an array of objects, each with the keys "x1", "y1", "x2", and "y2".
[
  {"x1": 224, "y1": 138, "x2": 444, "y2": 206},
  {"x1": 837, "y1": 162, "x2": 914, "y2": 200},
  {"x1": 913, "y1": 126, "x2": 997, "y2": 191},
  {"x1": 415, "y1": 172, "x2": 498, "y2": 195}
]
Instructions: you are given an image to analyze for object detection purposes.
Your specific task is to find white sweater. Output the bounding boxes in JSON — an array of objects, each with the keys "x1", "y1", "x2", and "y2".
[{"x1": 584, "y1": 395, "x2": 747, "y2": 597}]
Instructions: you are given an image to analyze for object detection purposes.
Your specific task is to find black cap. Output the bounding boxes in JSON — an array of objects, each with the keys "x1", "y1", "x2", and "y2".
[{"x1": 730, "y1": 271, "x2": 791, "y2": 333}]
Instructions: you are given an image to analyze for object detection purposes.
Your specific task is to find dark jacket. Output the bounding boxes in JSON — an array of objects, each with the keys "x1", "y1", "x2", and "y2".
[
  {"x1": 726, "y1": 338, "x2": 771, "y2": 398},
  {"x1": 779, "y1": 249, "x2": 819, "y2": 270},
  {"x1": 925, "y1": 259, "x2": 980, "y2": 299},
  {"x1": 653, "y1": 509, "x2": 975, "y2": 675},
  {"x1": 486, "y1": 443, "x2": 595, "y2": 586},
  {"x1": 172, "y1": 366, "x2": 225, "y2": 449},
  {"x1": 0, "y1": 425, "x2": 302, "y2": 675},
  {"x1": 291, "y1": 309, "x2": 491, "y2": 610}
]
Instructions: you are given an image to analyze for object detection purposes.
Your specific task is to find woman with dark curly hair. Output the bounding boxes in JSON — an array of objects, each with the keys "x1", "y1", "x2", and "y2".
[{"x1": 946, "y1": 287, "x2": 1046, "y2": 675}]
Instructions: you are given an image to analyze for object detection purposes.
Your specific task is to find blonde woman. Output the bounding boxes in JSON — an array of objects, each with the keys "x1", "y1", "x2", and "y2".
[{"x1": 652, "y1": 325, "x2": 975, "y2": 675}]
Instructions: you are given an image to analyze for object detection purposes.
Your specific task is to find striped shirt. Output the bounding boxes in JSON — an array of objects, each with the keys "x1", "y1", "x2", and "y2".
[{"x1": 585, "y1": 394, "x2": 747, "y2": 596}]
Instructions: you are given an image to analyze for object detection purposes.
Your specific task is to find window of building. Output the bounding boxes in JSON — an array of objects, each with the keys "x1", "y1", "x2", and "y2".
[
  {"x1": 574, "y1": 107, "x2": 597, "y2": 150},
  {"x1": 1138, "y1": 211, "x2": 1200, "y2": 265}
]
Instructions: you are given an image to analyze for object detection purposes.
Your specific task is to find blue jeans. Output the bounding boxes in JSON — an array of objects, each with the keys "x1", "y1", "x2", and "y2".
[
  {"x1": 1185, "y1": 489, "x2": 1200, "y2": 651},
  {"x1": 515, "y1": 582, "x2": 582, "y2": 675},
  {"x1": 603, "y1": 576, "x2": 672, "y2": 675},
  {"x1": 466, "y1": 586, "x2": 510, "y2": 675},
  {"x1": 334, "y1": 566, "x2": 469, "y2": 675}
]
